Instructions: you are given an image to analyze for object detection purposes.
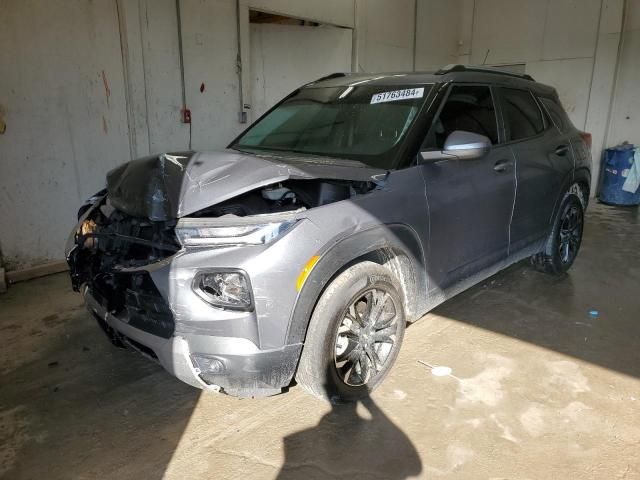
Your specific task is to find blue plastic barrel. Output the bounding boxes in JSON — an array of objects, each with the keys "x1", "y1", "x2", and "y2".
[{"x1": 599, "y1": 144, "x2": 640, "y2": 206}]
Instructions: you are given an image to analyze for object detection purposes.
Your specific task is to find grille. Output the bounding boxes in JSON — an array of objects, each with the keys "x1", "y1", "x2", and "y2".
[{"x1": 92, "y1": 271, "x2": 175, "y2": 339}]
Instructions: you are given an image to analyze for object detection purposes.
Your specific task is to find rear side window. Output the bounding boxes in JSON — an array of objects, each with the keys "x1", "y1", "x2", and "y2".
[
  {"x1": 539, "y1": 97, "x2": 573, "y2": 133},
  {"x1": 500, "y1": 88, "x2": 545, "y2": 141},
  {"x1": 422, "y1": 85, "x2": 499, "y2": 149}
]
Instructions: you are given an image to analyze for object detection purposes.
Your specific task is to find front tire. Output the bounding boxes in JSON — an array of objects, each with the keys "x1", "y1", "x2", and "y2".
[
  {"x1": 295, "y1": 261, "x2": 406, "y2": 402},
  {"x1": 531, "y1": 187, "x2": 585, "y2": 275}
]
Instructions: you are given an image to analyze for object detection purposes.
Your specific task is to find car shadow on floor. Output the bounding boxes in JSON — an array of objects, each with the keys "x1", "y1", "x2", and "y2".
[
  {"x1": 431, "y1": 204, "x2": 640, "y2": 381},
  {"x1": 276, "y1": 366, "x2": 422, "y2": 480}
]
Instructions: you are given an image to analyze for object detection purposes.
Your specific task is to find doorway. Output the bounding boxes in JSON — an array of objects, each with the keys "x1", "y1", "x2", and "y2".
[{"x1": 249, "y1": 11, "x2": 352, "y2": 121}]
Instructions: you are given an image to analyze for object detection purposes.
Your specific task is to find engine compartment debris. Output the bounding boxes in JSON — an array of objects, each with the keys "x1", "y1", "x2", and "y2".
[{"x1": 188, "y1": 179, "x2": 375, "y2": 217}]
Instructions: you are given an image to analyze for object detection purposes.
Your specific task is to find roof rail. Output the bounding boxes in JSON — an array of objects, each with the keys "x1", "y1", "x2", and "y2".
[
  {"x1": 311, "y1": 72, "x2": 349, "y2": 83},
  {"x1": 435, "y1": 64, "x2": 535, "y2": 82}
]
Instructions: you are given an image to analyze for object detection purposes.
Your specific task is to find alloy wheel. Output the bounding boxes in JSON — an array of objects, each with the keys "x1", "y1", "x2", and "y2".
[
  {"x1": 558, "y1": 204, "x2": 583, "y2": 264},
  {"x1": 333, "y1": 287, "x2": 400, "y2": 386}
]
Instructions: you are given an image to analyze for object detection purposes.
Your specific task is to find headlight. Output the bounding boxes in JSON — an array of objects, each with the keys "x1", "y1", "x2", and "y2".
[
  {"x1": 193, "y1": 270, "x2": 253, "y2": 310},
  {"x1": 175, "y1": 215, "x2": 300, "y2": 247}
]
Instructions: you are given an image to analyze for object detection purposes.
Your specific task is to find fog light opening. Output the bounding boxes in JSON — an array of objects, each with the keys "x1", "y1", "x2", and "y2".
[{"x1": 192, "y1": 354, "x2": 226, "y2": 382}]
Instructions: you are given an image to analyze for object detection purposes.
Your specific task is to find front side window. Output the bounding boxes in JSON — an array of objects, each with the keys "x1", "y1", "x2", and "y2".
[
  {"x1": 422, "y1": 85, "x2": 499, "y2": 150},
  {"x1": 232, "y1": 84, "x2": 431, "y2": 170},
  {"x1": 501, "y1": 88, "x2": 545, "y2": 141}
]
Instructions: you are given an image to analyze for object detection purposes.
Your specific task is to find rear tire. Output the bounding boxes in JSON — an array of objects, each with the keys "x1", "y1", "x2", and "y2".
[
  {"x1": 295, "y1": 261, "x2": 406, "y2": 402},
  {"x1": 531, "y1": 186, "x2": 585, "y2": 275}
]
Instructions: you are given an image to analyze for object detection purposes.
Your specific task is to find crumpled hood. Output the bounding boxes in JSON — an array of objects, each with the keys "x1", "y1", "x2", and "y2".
[{"x1": 106, "y1": 149, "x2": 385, "y2": 220}]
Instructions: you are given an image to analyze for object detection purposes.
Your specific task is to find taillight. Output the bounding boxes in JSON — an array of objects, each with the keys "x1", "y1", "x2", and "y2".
[{"x1": 580, "y1": 131, "x2": 592, "y2": 150}]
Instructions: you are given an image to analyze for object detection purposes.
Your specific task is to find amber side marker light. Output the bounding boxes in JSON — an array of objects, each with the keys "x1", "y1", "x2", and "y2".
[{"x1": 296, "y1": 255, "x2": 320, "y2": 292}]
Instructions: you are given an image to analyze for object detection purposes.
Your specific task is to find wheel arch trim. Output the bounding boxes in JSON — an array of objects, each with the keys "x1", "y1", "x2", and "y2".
[
  {"x1": 285, "y1": 223, "x2": 427, "y2": 346},
  {"x1": 549, "y1": 168, "x2": 591, "y2": 228}
]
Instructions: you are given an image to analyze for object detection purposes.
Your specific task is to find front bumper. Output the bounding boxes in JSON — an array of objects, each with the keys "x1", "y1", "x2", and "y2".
[
  {"x1": 67, "y1": 198, "x2": 327, "y2": 397},
  {"x1": 84, "y1": 288, "x2": 302, "y2": 397}
]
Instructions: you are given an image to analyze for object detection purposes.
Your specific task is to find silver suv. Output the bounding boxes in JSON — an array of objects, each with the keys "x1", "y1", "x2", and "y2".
[{"x1": 66, "y1": 65, "x2": 592, "y2": 401}]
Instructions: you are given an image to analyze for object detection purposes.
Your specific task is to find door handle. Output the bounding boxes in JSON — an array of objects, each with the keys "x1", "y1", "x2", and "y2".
[
  {"x1": 493, "y1": 160, "x2": 513, "y2": 172},
  {"x1": 555, "y1": 145, "x2": 569, "y2": 156}
]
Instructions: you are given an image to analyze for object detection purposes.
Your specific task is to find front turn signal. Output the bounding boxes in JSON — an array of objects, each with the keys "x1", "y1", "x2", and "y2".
[{"x1": 296, "y1": 255, "x2": 320, "y2": 292}]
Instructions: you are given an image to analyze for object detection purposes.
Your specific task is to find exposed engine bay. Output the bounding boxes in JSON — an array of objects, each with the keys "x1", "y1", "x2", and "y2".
[{"x1": 189, "y1": 179, "x2": 374, "y2": 217}]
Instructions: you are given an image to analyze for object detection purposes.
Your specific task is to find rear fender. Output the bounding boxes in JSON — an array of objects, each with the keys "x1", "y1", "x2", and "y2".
[{"x1": 548, "y1": 167, "x2": 591, "y2": 230}]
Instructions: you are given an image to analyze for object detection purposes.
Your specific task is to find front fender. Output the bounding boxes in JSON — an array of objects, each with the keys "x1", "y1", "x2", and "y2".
[{"x1": 285, "y1": 223, "x2": 427, "y2": 345}]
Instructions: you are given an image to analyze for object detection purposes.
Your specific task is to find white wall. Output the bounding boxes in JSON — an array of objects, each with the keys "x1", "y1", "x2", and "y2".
[
  {"x1": 415, "y1": 0, "x2": 461, "y2": 70},
  {"x1": 459, "y1": 0, "x2": 639, "y2": 196},
  {"x1": 0, "y1": 0, "x2": 420, "y2": 268},
  {"x1": 608, "y1": 0, "x2": 640, "y2": 146},
  {"x1": 250, "y1": 24, "x2": 352, "y2": 120},
  {"x1": 463, "y1": 0, "x2": 603, "y2": 128},
  {"x1": 584, "y1": 0, "x2": 626, "y2": 189},
  {"x1": 180, "y1": 0, "x2": 244, "y2": 150},
  {"x1": 355, "y1": 0, "x2": 417, "y2": 72},
  {"x1": 135, "y1": 0, "x2": 191, "y2": 153},
  {"x1": 0, "y1": 0, "x2": 130, "y2": 268}
]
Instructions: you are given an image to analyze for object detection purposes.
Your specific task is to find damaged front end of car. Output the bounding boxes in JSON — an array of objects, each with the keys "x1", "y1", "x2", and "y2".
[
  {"x1": 66, "y1": 150, "x2": 384, "y2": 396},
  {"x1": 67, "y1": 195, "x2": 181, "y2": 339}
]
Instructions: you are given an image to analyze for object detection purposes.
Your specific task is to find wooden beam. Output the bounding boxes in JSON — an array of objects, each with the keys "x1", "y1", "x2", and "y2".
[{"x1": 6, "y1": 261, "x2": 69, "y2": 285}]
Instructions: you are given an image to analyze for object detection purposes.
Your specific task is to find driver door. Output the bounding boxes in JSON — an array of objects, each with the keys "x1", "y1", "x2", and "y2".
[{"x1": 420, "y1": 84, "x2": 516, "y2": 290}]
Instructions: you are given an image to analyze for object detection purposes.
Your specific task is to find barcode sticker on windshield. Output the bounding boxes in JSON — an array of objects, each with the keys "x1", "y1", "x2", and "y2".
[{"x1": 371, "y1": 88, "x2": 424, "y2": 104}]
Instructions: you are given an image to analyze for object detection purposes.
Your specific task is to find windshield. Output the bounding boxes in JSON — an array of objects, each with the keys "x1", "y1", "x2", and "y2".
[{"x1": 232, "y1": 84, "x2": 432, "y2": 169}]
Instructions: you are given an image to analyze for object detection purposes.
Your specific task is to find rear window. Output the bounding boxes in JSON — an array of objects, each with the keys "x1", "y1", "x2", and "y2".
[
  {"x1": 539, "y1": 97, "x2": 574, "y2": 133},
  {"x1": 500, "y1": 88, "x2": 545, "y2": 141}
]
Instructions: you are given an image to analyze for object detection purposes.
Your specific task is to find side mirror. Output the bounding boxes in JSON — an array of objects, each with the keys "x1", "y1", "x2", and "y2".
[{"x1": 420, "y1": 130, "x2": 492, "y2": 163}]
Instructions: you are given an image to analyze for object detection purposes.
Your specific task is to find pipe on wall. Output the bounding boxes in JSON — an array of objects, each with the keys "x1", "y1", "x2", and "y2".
[
  {"x1": 602, "y1": 0, "x2": 629, "y2": 150},
  {"x1": 412, "y1": 0, "x2": 417, "y2": 71},
  {"x1": 236, "y1": 0, "x2": 248, "y2": 123},
  {"x1": 176, "y1": 0, "x2": 187, "y2": 111},
  {"x1": 115, "y1": 0, "x2": 137, "y2": 160}
]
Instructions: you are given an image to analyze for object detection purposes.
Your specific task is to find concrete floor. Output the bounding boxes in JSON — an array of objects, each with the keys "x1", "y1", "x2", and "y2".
[{"x1": 1, "y1": 203, "x2": 639, "y2": 480}]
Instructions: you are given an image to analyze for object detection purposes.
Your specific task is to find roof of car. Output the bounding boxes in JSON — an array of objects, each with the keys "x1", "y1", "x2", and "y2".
[{"x1": 306, "y1": 65, "x2": 557, "y2": 96}]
